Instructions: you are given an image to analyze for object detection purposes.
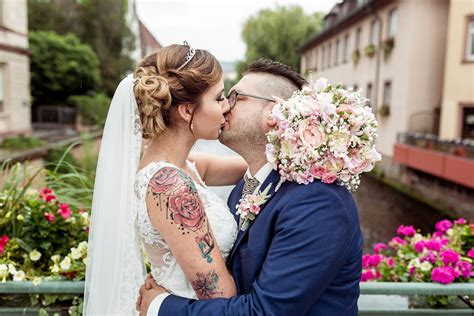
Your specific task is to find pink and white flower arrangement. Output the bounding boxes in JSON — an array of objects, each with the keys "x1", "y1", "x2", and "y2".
[
  {"x1": 266, "y1": 78, "x2": 381, "y2": 191},
  {"x1": 236, "y1": 184, "x2": 272, "y2": 231}
]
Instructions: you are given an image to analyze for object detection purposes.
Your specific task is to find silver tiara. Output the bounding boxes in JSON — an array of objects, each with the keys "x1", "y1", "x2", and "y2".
[{"x1": 177, "y1": 41, "x2": 196, "y2": 71}]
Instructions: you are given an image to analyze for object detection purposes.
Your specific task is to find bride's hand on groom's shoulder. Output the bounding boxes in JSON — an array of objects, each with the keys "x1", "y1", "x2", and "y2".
[{"x1": 136, "y1": 274, "x2": 169, "y2": 315}]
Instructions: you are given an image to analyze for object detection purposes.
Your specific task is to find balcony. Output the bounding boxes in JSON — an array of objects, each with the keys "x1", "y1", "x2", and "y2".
[{"x1": 393, "y1": 133, "x2": 474, "y2": 189}]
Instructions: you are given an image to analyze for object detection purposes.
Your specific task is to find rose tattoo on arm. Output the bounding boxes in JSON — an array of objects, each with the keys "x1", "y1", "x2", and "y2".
[{"x1": 148, "y1": 167, "x2": 216, "y2": 263}]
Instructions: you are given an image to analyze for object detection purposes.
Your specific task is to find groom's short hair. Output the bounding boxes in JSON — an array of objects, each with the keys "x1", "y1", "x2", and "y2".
[{"x1": 244, "y1": 59, "x2": 307, "y2": 100}]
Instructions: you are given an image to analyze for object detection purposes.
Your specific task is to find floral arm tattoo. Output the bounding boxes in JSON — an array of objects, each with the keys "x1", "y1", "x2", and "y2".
[
  {"x1": 191, "y1": 270, "x2": 223, "y2": 299},
  {"x1": 148, "y1": 167, "x2": 216, "y2": 263}
]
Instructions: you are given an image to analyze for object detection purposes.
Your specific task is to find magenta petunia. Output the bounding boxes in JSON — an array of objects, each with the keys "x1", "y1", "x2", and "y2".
[
  {"x1": 374, "y1": 243, "x2": 387, "y2": 254},
  {"x1": 368, "y1": 254, "x2": 382, "y2": 268},
  {"x1": 435, "y1": 219, "x2": 452, "y2": 233},
  {"x1": 397, "y1": 225, "x2": 416, "y2": 237},
  {"x1": 467, "y1": 248, "x2": 474, "y2": 259},
  {"x1": 389, "y1": 237, "x2": 406, "y2": 247},
  {"x1": 440, "y1": 248, "x2": 460, "y2": 265},
  {"x1": 414, "y1": 241, "x2": 425, "y2": 253},
  {"x1": 386, "y1": 257, "x2": 395, "y2": 267},
  {"x1": 58, "y1": 203, "x2": 72, "y2": 219},
  {"x1": 44, "y1": 212, "x2": 56, "y2": 222},
  {"x1": 454, "y1": 218, "x2": 467, "y2": 225},
  {"x1": 431, "y1": 266, "x2": 456, "y2": 284},
  {"x1": 361, "y1": 270, "x2": 375, "y2": 282},
  {"x1": 362, "y1": 254, "x2": 371, "y2": 269},
  {"x1": 455, "y1": 261, "x2": 472, "y2": 278},
  {"x1": 425, "y1": 239, "x2": 443, "y2": 252}
]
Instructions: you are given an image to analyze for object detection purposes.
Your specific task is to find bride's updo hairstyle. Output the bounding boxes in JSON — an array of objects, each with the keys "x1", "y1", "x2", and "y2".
[{"x1": 134, "y1": 44, "x2": 222, "y2": 139}]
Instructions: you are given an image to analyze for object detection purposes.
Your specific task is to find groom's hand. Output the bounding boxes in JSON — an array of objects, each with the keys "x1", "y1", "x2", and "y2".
[{"x1": 136, "y1": 274, "x2": 169, "y2": 315}]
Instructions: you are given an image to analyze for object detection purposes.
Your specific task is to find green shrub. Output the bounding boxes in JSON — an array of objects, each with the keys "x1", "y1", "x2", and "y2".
[
  {"x1": 0, "y1": 135, "x2": 46, "y2": 151},
  {"x1": 67, "y1": 93, "x2": 111, "y2": 126}
]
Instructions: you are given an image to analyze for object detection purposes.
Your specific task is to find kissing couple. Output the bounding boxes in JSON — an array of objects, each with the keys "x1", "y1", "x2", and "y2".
[{"x1": 83, "y1": 42, "x2": 370, "y2": 315}]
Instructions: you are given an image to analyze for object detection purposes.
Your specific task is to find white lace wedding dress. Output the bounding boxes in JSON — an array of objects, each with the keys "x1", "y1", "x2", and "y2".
[{"x1": 134, "y1": 160, "x2": 238, "y2": 299}]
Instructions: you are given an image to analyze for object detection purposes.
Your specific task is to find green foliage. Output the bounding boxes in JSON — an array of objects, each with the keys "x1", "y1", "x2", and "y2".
[
  {"x1": 44, "y1": 146, "x2": 77, "y2": 174},
  {"x1": 28, "y1": 0, "x2": 136, "y2": 96},
  {"x1": 0, "y1": 135, "x2": 46, "y2": 151},
  {"x1": 29, "y1": 31, "x2": 101, "y2": 103},
  {"x1": 67, "y1": 93, "x2": 111, "y2": 127},
  {"x1": 238, "y1": 5, "x2": 323, "y2": 78}
]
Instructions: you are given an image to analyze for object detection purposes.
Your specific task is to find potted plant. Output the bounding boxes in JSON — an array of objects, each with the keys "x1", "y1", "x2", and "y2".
[
  {"x1": 382, "y1": 37, "x2": 395, "y2": 60},
  {"x1": 364, "y1": 44, "x2": 376, "y2": 58},
  {"x1": 351, "y1": 49, "x2": 361, "y2": 65},
  {"x1": 378, "y1": 104, "x2": 390, "y2": 117}
]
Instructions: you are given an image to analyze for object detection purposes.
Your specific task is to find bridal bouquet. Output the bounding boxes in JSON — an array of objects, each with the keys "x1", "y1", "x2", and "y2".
[{"x1": 266, "y1": 78, "x2": 381, "y2": 191}]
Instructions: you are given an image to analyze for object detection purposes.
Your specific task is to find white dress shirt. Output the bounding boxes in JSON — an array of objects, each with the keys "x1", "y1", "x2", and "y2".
[{"x1": 147, "y1": 163, "x2": 274, "y2": 316}]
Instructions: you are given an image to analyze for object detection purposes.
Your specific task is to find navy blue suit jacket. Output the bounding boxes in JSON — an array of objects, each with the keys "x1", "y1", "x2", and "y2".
[{"x1": 160, "y1": 169, "x2": 363, "y2": 315}]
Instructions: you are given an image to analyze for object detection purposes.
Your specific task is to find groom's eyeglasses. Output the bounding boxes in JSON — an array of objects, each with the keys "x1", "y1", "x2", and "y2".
[{"x1": 227, "y1": 90, "x2": 276, "y2": 110}]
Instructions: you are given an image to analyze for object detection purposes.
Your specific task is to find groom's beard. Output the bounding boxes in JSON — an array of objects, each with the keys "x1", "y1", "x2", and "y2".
[{"x1": 219, "y1": 114, "x2": 267, "y2": 157}]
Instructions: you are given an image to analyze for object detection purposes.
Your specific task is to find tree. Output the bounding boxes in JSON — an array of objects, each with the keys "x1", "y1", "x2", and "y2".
[
  {"x1": 238, "y1": 5, "x2": 323, "y2": 77},
  {"x1": 28, "y1": 0, "x2": 135, "y2": 96},
  {"x1": 29, "y1": 31, "x2": 101, "y2": 103}
]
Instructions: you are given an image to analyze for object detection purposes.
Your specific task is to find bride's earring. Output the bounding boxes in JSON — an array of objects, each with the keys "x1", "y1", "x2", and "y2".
[{"x1": 190, "y1": 122, "x2": 194, "y2": 131}]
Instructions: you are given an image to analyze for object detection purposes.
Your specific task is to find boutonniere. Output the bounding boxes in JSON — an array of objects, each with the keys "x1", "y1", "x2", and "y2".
[{"x1": 236, "y1": 183, "x2": 272, "y2": 231}]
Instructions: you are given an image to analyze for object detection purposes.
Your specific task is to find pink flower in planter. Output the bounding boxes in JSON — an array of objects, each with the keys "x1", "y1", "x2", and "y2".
[
  {"x1": 435, "y1": 219, "x2": 452, "y2": 233},
  {"x1": 44, "y1": 212, "x2": 56, "y2": 222},
  {"x1": 467, "y1": 248, "x2": 474, "y2": 259},
  {"x1": 397, "y1": 225, "x2": 416, "y2": 237},
  {"x1": 368, "y1": 254, "x2": 382, "y2": 268},
  {"x1": 389, "y1": 237, "x2": 406, "y2": 247},
  {"x1": 440, "y1": 248, "x2": 460, "y2": 265},
  {"x1": 374, "y1": 243, "x2": 387, "y2": 254},
  {"x1": 58, "y1": 203, "x2": 72, "y2": 219},
  {"x1": 386, "y1": 257, "x2": 395, "y2": 267},
  {"x1": 414, "y1": 241, "x2": 425, "y2": 253},
  {"x1": 39, "y1": 188, "x2": 57, "y2": 202},
  {"x1": 425, "y1": 239, "x2": 442, "y2": 252},
  {"x1": 454, "y1": 218, "x2": 467, "y2": 225},
  {"x1": 409, "y1": 267, "x2": 416, "y2": 275},
  {"x1": 361, "y1": 270, "x2": 375, "y2": 282},
  {"x1": 455, "y1": 261, "x2": 472, "y2": 278},
  {"x1": 362, "y1": 254, "x2": 371, "y2": 269},
  {"x1": 0, "y1": 235, "x2": 9, "y2": 255},
  {"x1": 422, "y1": 251, "x2": 438, "y2": 264},
  {"x1": 431, "y1": 266, "x2": 456, "y2": 284}
]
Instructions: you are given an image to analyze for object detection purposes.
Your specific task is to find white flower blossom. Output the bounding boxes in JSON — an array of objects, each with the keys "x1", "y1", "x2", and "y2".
[
  {"x1": 420, "y1": 261, "x2": 432, "y2": 272},
  {"x1": 70, "y1": 247, "x2": 82, "y2": 260},
  {"x1": 13, "y1": 270, "x2": 25, "y2": 281},
  {"x1": 29, "y1": 249, "x2": 42, "y2": 262},
  {"x1": 60, "y1": 257, "x2": 71, "y2": 271}
]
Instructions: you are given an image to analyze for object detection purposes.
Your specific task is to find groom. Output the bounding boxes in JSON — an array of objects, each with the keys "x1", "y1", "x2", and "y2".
[{"x1": 138, "y1": 59, "x2": 363, "y2": 315}]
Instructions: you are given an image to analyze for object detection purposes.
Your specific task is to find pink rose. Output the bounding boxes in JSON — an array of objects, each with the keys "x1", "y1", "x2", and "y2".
[
  {"x1": 361, "y1": 270, "x2": 375, "y2": 282},
  {"x1": 389, "y1": 237, "x2": 406, "y2": 247},
  {"x1": 250, "y1": 204, "x2": 261, "y2": 215},
  {"x1": 321, "y1": 172, "x2": 337, "y2": 184},
  {"x1": 169, "y1": 186, "x2": 205, "y2": 232},
  {"x1": 58, "y1": 203, "x2": 72, "y2": 219},
  {"x1": 149, "y1": 167, "x2": 180, "y2": 194},
  {"x1": 455, "y1": 261, "x2": 472, "y2": 278},
  {"x1": 368, "y1": 254, "x2": 382, "y2": 268},
  {"x1": 362, "y1": 254, "x2": 371, "y2": 269},
  {"x1": 44, "y1": 212, "x2": 56, "y2": 222},
  {"x1": 310, "y1": 165, "x2": 327, "y2": 178},
  {"x1": 414, "y1": 241, "x2": 425, "y2": 253},
  {"x1": 386, "y1": 257, "x2": 394, "y2": 267},
  {"x1": 299, "y1": 122, "x2": 325, "y2": 149}
]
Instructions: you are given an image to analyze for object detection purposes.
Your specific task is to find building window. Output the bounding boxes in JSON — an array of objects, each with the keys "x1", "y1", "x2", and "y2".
[
  {"x1": 353, "y1": 84, "x2": 359, "y2": 91},
  {"x1": 321, "y1": 46, "x2": 325, "y2": 70},
  {"x1": 387, "y1": 8, "x2": 398, "y2": 38},
  {"x1": 370, "y1": 19, "x2": 380, "y2": 45},
  {"x1": 343, "y1": 34, "x2": 349, "y2": 62},
  {"x1": 462, "y1": 106, "x2": 474, "y2": 138},
  {"x1": 355, "y1": 27, "x2": 362, "y2": 50},
  {"x1": 328, "y1": 43, "x2": 332, "y2": 68},
  {"x1": 335, "y1": 39, "x2": 340, "y2": 65},
  {"x1": 313, "y1": 50, "x2": 318, "y2": 70},
  {"x1": 0, "y1": 66, "x2": 4, "y2": 112},
  {"x1": 383, "y1": 81, "x2": 392, "y2": 107},
  {"x1": 366, "y1": 83, "x2": 372, "y2": 106},
  {"x1": 465, "y1": 17, "x2": 474, "y2": 62}
]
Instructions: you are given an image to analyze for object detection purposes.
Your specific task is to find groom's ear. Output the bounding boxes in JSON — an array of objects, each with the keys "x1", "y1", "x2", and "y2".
[
  {"x1": 264, "y1": 103, "x2": 277, "y2": 128},
  {"x1": 176, "y1": 103, "x2": 195, "y2": 123}
]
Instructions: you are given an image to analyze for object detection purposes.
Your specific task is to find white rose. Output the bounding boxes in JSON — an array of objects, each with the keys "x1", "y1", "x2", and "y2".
[
  {"x1": 420, "y1": 261, "x2": 432, "y2": 272},
  {"x1": 13, "y1": 270, "x2": 25, "y2": 281},
  {"x1": 29, "y1": 249, "x2": 42, "y2": 262},
  {"x1": 60, "y1": 257, "x2": 71, "y2": 271},
  {"x1": 83, "y1": 257, "x2": 88, "y2": 265},
  {"x1": 78, "y1": 241, "x2": 88, "y2": 253},
  {"x1": 447, "y1": 228, "x2": 454, "y2": 236},
  {"x1": 70, "y1": 247, "x2": 82, "y2": 260},
  {"x1": 51, "y1": 255, "x2": 60, "y2": 263},
  {"x1": 412, "y1": 234, "x2": 423, "y2": 243},
  {"x1": 408, "y1": 258, "x2": 421, "y2": 269}
]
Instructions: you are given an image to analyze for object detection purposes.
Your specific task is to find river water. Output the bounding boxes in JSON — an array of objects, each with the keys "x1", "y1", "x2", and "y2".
[{"x1": 193, "y1": 140, "x2": 449, "y2": 253}]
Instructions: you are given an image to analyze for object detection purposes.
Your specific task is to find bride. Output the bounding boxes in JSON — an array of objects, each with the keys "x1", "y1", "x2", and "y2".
[{"x1": 83, "y1": 43, "x2": 247, "y2": 314}]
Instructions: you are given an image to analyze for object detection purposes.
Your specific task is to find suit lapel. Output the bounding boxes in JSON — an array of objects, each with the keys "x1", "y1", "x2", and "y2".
[
  {"x1": 227, "y1": 169, "x2": 280, "y2": 263},
  {"x1": 228, "y1": 178, "x2": 245, "y2": 223}
]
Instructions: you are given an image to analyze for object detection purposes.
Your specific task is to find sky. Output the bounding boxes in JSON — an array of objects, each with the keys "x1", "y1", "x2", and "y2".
[{"x1": 136, "y1": 0, "x2": 339, "y2": 62}]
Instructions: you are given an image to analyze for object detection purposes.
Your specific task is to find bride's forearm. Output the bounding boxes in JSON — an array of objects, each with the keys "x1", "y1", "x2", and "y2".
[{"x1": 189, "y1": 152, "x2": 247, "y2": 186}]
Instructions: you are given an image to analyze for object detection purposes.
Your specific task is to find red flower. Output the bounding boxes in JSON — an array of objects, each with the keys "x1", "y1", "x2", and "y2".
[
  {"x1": 44, "y1": 212, "x2": 56, "y2": 222},
  {"x1": 58, "y1": 203, "x2": 72, "y2": 219},
  {"x1": 0, "y1": 235, "x2": 9, "y2": 255},
  {"x1": 39, "y1": 188, "x2": 56, "y2": 202},
  {"x1": 169, "y1": 186, "x2": 205, "y2": 232}
]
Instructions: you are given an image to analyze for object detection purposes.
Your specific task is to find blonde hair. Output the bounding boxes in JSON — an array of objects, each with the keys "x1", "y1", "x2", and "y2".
[{"x1": 134, "y1": 44, "x2": 222, "y2": 139}]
